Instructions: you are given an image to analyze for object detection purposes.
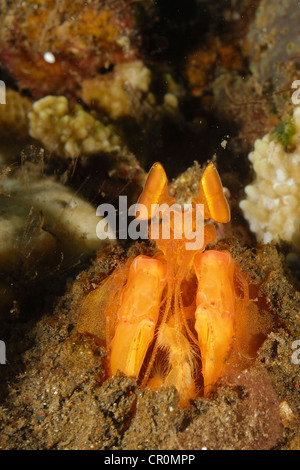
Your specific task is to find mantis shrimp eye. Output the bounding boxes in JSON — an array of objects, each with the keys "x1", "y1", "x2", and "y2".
[
  {"x1": 196, "y1": 162, "x2": 231, "y2": 223},
  {"x1": 137, "y1": 162, "x2": 175, "y2": 220}
]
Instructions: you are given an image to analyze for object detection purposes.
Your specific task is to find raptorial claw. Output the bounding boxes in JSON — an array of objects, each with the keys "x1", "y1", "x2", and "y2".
[
  {"x1": 109, "y1": 255, "x2": 167, "y2": 378},
  {"x1": 194, "y1": 249, "x2": 236, "y2": 396}
]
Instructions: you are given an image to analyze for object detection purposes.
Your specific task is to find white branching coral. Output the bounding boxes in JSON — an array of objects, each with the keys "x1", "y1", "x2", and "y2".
[
  {"x1": 28, "y1": 96, "x2": 121, "y2": 158},
  {"x1": 81, "y1": 60, "x2": 152, "y2": 119},
  {"x1": 240, "y1": 107, "x2": 300, "y2": 249}
]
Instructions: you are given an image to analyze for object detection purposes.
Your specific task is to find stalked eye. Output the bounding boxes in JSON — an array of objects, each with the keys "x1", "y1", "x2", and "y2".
[
  {"x1": 192, "y1": 162, "x2": 230, "y2": 223},
  {"x1": 137, "y1": 162, "x2": 175, "y2": 220},
  {"x1": 200, "y1": 163, "x2": 230, "y2": 224}
]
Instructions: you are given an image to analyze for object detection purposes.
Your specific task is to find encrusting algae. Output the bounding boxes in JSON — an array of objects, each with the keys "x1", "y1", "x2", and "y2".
[{"x1": 0, "y1": 0, "x2": 140, "y2": 98}]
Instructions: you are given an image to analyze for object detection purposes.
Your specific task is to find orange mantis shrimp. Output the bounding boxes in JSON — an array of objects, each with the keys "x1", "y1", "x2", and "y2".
[{"x1": 79, "y1": 161, "x2": 252, "y2": 406}]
